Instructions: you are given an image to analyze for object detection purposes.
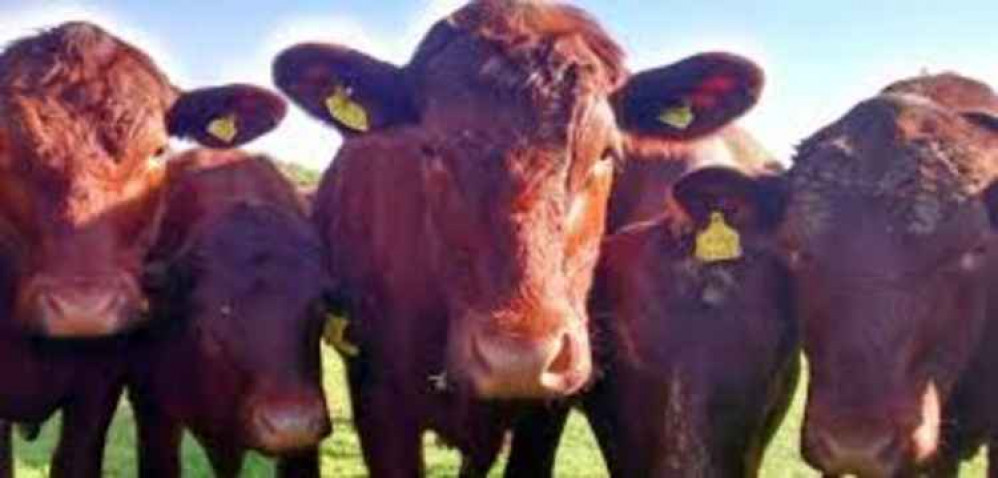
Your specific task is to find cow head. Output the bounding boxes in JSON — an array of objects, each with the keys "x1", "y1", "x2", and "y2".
[
  {"x1": 273, "y1": 1, "x2": 762, "y2": 398},
  {"x1": 143, "y1": 156, "x2": 331, "y2": 453},
  {"x1": 603, "y1": 166, "x2": 791, "y2": 369},
  {"x1": 0, "y1": 22, "x2": 285, "y2": 338},
  {"x1": 784, "y1": 75, "x2": 998, "y2": 475}
]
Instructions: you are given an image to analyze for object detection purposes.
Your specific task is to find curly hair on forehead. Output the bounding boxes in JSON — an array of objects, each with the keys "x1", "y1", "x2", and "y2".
[
  {"x1": 0, "y1": 22, "x2": 179, "y2": 167},
  {"x1": 411, "y1": 0, "x2": 626, "y2": 89}
]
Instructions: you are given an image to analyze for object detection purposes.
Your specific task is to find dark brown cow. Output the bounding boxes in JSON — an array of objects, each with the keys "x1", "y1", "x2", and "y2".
[
  {"x1": 0, "y1": 22, "x2": 286, "y2": 338},
  {"x1": 566, "y1": 167, "x2": 797, "y2": 477},
  {"x1": 127, "y1": 149, "x2": 331, "y2": 477},
  {"x1": 273, "y1": 0, "x2": 764, "y2": 475},
  {"x1": 672, "y1": 73, "x2": 998, "y2": 476}
]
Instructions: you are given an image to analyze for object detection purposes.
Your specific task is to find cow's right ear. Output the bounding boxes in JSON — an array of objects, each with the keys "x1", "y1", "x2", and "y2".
[
  {"x1": 673, "y1": 166, "x2": 787, "y2": 233},
  {"x1": 168, "y1": 84, "x2": 288, "y2": 148},
  {"x1": 613, "y1": 52, "x2": 764, "y2": 141},
  {"x1": 273, "y1": 43, "x2": 418, "y2": 136}
]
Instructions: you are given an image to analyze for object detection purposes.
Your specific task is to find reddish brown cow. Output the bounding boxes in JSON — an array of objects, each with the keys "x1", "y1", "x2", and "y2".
[
  {"x1": 670, "y1": 73, "x2": 998, "y2": 476},
  {"x1": 0, "y1": 22, "x2": 286, "y2": 338},
  {"x1": 273, "y1": 0, "x2": 764, "y2": 475},
  {"x1": 564, "y1": 167, "x2": 797, "y2": 477},
  {"x1": 127, "y1": 150, "x2": 331, "y2": 477}
]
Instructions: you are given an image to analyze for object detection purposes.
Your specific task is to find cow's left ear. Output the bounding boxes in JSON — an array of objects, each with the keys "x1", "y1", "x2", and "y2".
[
  {"x1": 673, "y1": 166, "x2": 787, "y2": 233},
  {"x1": 167, "y1": 84, "x2": 288, "y2": 148},
  {"x1": 272, "y1": 43, "x2": 418, "y2": 137},
  {"x1": 614, "y1": 52, "x2": 764, "y2": 141}
]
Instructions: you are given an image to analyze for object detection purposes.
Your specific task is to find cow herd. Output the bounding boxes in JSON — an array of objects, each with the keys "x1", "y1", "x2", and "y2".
[{"x1": 0, "y1": 1, "x2": 996, "y2": 477}]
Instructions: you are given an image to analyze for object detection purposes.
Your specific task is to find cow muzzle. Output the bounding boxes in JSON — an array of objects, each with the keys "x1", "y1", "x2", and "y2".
[
  {"x1": 802, "y1": 384, "x2": 941, "y2": 477},
  {"x1": 20, "y1": 273, "x2": 146, "y2": 338},
  {"x1": 460, "y1": 318, "x2": 591, "y2": 399},
  {"x1": 246, "y1": 391, "x2": 331, "y2": 455}
]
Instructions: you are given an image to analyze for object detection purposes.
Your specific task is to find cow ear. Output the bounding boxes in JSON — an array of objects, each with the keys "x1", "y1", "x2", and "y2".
[
  {"x1": 964, "y1": 111, "x2": 998, "y2": 133},
  {"x1": 273, "y1": 43, "x2": 418, "y2": 136},
  {"x1": 614, "y1": 52, "x2": 764, "y2": 140},
  {"x1": 167, "y1": 84, "x2": 287, "y2": 148},
  {"x1": 673, "y1": 166, "x2": 787, "y2": 233}
]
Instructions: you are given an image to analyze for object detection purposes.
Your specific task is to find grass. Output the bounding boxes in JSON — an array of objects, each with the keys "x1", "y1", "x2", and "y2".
[{"x1": 10, "y1": 348, "x2": 989, "y2": 477}]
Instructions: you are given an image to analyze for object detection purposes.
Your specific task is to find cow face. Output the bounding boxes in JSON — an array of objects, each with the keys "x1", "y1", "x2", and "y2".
[
  {"x1": 601, "y1": 167, "x2": 791, "y2": 375},
  {"x1": 274, "y1": 2, "x2": 762, "y2": 399},
  {"x1": 784, "y1": 91, "x2": 998, "y2": 475},
  {"x1": 147, "y1": 204, "x2": 331, "y2": 454},
  {"x1": 0, "y1": 23, "x2": 285, "y2": 337}
]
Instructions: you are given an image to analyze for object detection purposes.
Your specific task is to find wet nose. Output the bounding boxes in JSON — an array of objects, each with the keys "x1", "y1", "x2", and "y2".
[
  {"x1": 249, "y1": 397, "x2": 331, "y2": 455},
  {"x1": 27, "y1": 275, "x2": 144, "y2": 337},
  {"x1": 805, "y1": 425, "x2": 902, "y2": 476},
  {"x1": 468, "y1": 326, "x2": 591, "y2": 399}
]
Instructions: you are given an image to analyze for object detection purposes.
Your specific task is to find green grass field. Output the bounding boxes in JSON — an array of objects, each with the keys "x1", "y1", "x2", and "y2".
[{"x1": 10, "y1": 348, "x2": 988, "y2": 477}]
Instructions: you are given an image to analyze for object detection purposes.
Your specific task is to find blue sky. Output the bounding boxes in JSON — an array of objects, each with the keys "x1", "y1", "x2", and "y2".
[{"x1": 1, "y1": 1, "x2": 996, "y2": 169}]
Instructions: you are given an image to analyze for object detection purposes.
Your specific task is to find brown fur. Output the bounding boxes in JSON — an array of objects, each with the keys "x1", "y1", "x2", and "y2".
[
  {"x1": 276, "y1": 1, "x2": 766, "y2": 475},
  {"x1": 0, "y1": 22, "x2": 286, "y2": 338},
  {"x1": 785, "y1": 74, "x2": 998, "y2": 475},
  {"x1": 129, "y1": 150, "x2": 330, "y2": 477}
]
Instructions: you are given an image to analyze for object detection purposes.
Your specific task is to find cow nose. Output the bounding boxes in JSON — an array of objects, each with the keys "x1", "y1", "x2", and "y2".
[
  {"x1": 805, "y1": 425, "x2": 901, "y2": 477},
  {"x1": 467, "y1": 327, "x2": 591, "y2": 399},
  {"x1": 249, "y1": 398, "x2": 331, "y2": 455},
  {"x1": 28, "y1": 276, "x2": 142, "y2": 338}
]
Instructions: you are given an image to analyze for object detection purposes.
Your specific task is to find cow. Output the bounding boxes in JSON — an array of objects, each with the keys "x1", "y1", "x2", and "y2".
[
  {"x1": 0, "y1": 22, "x2": 286, "y2": 338},
  {"x1": 272, "y1": 0, "x2": 765, "y2": 475},
  {"x1": 0, "y1": 21, "x2": 286, "y2": 477},
  {"x1": 128, "y1": 149, "x2": 332, "y2": 477},
  {"x1": 633, "y1": 73, "x2": 998, "y2": 476}
]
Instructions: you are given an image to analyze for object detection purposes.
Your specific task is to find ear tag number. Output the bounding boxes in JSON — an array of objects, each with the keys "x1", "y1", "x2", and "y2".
[
  {"x1": 207, "y1": 115, "x2": 238, "y2": 144},
  {"x1": 659, "y1": 101, "x2": 695, "y2": 130},
  {"x1": 323, "y1": 314, "x2": 360, "y2": 357},
  {"x1": 695, "y1": 211, "x2": 742, "y2": 263},
  {"x1": 325, "y1": 86, "x2": 370, "y2": 132}
]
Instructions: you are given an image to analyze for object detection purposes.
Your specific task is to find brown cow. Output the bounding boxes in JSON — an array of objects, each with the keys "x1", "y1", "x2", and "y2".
[
  {"x1": 666, "y1": 73, "x2": 998, "y2": 476},
  {"x1": 127, "y1": 149, "x2": 331, "y2": 477},
  {"x1": 0, "y1": 22, "x2": 286, "y2": 338},
  {"x1": 273, "y1": 1, "x2": 764, "y2": 475}
]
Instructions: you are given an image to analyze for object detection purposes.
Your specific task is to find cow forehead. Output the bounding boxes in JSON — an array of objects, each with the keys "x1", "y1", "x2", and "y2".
[
  {"x1": 0, "y1": 22, "x2": 176, "y2": 173},
  {"x1": 789, "y1": 95, "x2": 998, "y2": 238}
]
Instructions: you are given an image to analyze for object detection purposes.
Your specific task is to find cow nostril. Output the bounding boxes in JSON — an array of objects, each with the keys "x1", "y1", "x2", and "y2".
[{"x1": 545, "y1": 333, "x2": 575, "y2": 375}]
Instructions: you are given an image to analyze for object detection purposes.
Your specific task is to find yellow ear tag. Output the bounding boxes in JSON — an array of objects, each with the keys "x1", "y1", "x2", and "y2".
[
  {"x1": 325, "y1": 86, "x2": 370, "y2": 132},
  {"x1": 323, "y1": 314, "x2": 360, "y2": 357},
  {"x1": 694, "y1": 212, "x2": 742, "y2": 263},
  {"x1": 207, "y1": 115, "x2": 238, "y2": 144},
  {"x1": 658, "y1": 102, "x2": 695, "y2": 130}
]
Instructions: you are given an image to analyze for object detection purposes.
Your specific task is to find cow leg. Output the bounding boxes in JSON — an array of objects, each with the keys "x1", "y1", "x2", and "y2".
[
  {"x1": 503, "y1": 405, "x2": 571, "y2": 478},
  {"x1": 0, "y1": 421, "x2": 12, "y2": 478},
  {"x1": 457, "y1": 416, "x2": 507, "y2": 478},
  {"x1": 989, "y1": 444, "x2": 998, "y2": 478},
  {"x1": 203, "y1": 443, "x2": 245, "y2": 478},
  {"x1": 50, "y1": 380, "x2": 125, "y2": 478},
  {"x1": 130, "y1": 388, "x2": 183, "y2": 478},
  {"x1": 276, "y1": 448, "x2": 321, "y2": 478},
  {"x1": 349, "y1": 361, "x2": 423, "y2": 477}
]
